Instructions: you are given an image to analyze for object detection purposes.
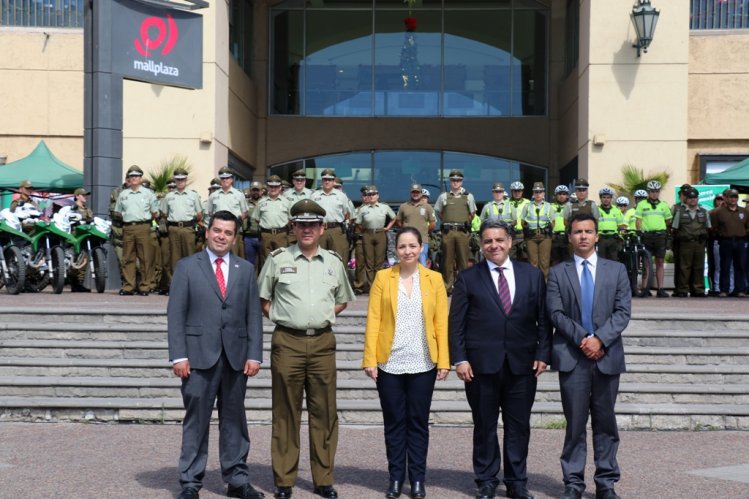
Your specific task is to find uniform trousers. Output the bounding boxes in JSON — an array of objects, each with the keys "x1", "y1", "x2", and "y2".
[
  {"x1": 526, "y1": 233, "x2": 551, "y2": 279},
  {"x1": 260, "y1": 231, "x2": 289, "y2": 264},
  {"x1": 320, "y1": 226, "x2": 349, "y2": 263},
  {"x1": 676, "y1": 240, "x2": 707, "y2": 295},
  {"x1": 271, "y1": 328, "x2": 338, "y2": 487},
  {"x1": 551, "y1": 233, "x2": 570, "y2": 265},
  {"x1": 363, "y1": 230, "x2": 388, "y2": 289},
  {"x1": 440, "y1": 229, "x2": 469, "y2": 292},
  {"x1": 719, "y1": 238, "x2": 746, "y2": 294},
  {"x1": 168, "y1": 225, "x2": 197, "y2": 273},
  {"x1": 597, "y1": 235, "x2": 620, "y2": 262},
  {"x1": 121, "y1": 223, "x2": 154, "y2": 293},
  {"x1": 157, "y1": 232, "x2": 171, "y2": 291},
  {"x1": 352, "y1": 237, "x2": 366, "y2": 292},
  {"x1": 510, "y1": 234, "x2": 527, "y2": 262},
  {"x1": 376, "y1": 368, "x2": 436, "y2": 483},
  {"x1": 110, "y1": 224, "x2": 125, "y2": 281}
]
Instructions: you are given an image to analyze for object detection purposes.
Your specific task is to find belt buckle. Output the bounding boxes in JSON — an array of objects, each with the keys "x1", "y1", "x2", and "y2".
[{"x1": 304, "y1": 328, "x2": 316, "y2": 336}]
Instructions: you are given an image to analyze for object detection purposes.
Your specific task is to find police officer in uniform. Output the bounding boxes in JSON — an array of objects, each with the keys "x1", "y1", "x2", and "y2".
[
  {"x1": 284, "y1": 169, "x2": 313, "y2": 203},
  {"x1": 244, "y1": 181, "x2": 264, "y2": 266},
  {"x1": 563, "y1": 178, "x2": 599, "y2": 226},
  {"x1": 710, "y1": 188, "x2": 748, "y2": 297},
  {"x1": 597, "y1": 187, "x2": 626, "y2": 261},
  {"x1": 312, "y1": 168, "x2": 351, "y2": 263},
  {"x1": 114, "y1": 165, "x2": 159, "y2": 295},
  {"x1": 635, "y1": 180, "x2": 672, "y2": 297},
  {"x1": 550, "y1": 185, "x2": 571, "y2": 265},
  {"x1": 670, "y1": 183, "x2": 693, "y2": 292},
  {"x1": 68, "y1": 188, "x2": 95, "y2": 292},
  {"x1": 258, "y1": 199, "x2": 355, "y2": 499},
  {"x1": 396, "y1": 184, "x2": 436, "y2": 267},
  {"x1": 479, "y1": 182, "x2": 516, "y2": 225},
  {"x1": 508, "y1": 181, "x2": 530, "y2": 261},
  {"x1": 161, "y1": 168, "x2": 203, "y2": 283},
  {"x1": 352, "y1": 185, "x2": 370, "y2": 294},
  {"x1": 434, "y1": 169, "x2": 476, "y2": 293},
  {"x1": 10, "y1": 180, "x2": 40, "y2": 212},
  {"x1": 618, "y1": 196, "x2": 636, "y2": 231},
  {"x1": 252, "y1": 175, "x2": 290, "y2": 267},
  {"x1": 672, "y1": 188, "x2": 710, "y2": 297},
  {"x1": 207, "y1": 167, "x2": 249, "y2": 258},
  {"x1": 356, "y1": 185, "x2": 396, "y2": 290},
  {"x1": 521, "y1": 182, "x2": 553, "y2": 278}
]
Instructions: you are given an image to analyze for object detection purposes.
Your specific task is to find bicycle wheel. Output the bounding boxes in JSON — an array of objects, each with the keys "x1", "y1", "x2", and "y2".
[{"x1": 637, "y1": 247, "x2": 655, "y2": 290}]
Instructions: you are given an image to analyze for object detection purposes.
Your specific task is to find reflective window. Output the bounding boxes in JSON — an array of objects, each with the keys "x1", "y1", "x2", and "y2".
[
  {"x1": 269, "y1": 150, "x2": 547, "y2": 205},
  {"x1": 1, "y1": 0, "x2": 84, "y2": 28},
  {"x1": 270, "y1": 1, "x2": 548, "y2": 117},
  {"x1": 230, "y1": 0, "x2": 254, "y2": 77}
]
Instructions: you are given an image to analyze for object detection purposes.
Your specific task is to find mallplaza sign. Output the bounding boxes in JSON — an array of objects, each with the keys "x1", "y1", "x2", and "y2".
[{"x1": 111, "y1": 0, "x2": 203, "y2": 89}]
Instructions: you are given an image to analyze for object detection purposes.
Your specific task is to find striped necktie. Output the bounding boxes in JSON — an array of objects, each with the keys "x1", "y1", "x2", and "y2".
[
  {"x1": 215, "y1": 257, "x2": 226, "y2": 298},
  {"x1": 495, "y1": 266, "x2": 511, "y2": 315}
]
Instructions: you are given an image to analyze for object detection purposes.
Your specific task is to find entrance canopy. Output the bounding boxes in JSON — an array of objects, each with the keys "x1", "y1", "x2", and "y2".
[
  {"x1": 704, "y1": 157, "x2": 749, "y2": 187},
  {"x1": 0, "y1": 140, "x2": 83, "y2": 192}
]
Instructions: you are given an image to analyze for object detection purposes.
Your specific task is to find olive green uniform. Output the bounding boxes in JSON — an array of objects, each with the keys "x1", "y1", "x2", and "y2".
[
  {"x1": 9, "y1": 195, "x2": 39, "y2": 212},
  {"x1": 550, "y1": 201, "x2": 570, "y2": 264},
  {"x1": 258, "y1": 245, "x2": 355, "y2": 489},
  {"x1": 207, "y1": 187, "x2": 248, "y2": 258},
  {"x1": 114, "y1": 187, "x2": 159, "y2": 293},
  {"x1": 312, "y1": 189, "x2": 351, "y2": 263},
  {"x1": 672, "y1": 204, "x2": 711, "y2": 295},
  {"x1": 434, "y1": 191, "x2": 476, "y2": 292},
  {"x1": 397, "y1": 201, "x2": 436, "y2": 242},
  {"x1": 521, "y1": 201, "x2": 553, "y2": 278},
  {"x1": 161, "y1": 189, "x2": 202, "y2": 273},
  {"x1": 109, "y1": 186, "x2": 125, "y2": 281},
  {"x1": 356, "y1": 202, "x2": 395, "y2": 289},
  {"x1": 283, "y1": 187, "x2": 313, "y2": 203},
  {"x1": 597, "y1": 205, "x2": 625, "y2": 261},
  {"x1": 68, "y1": 204, "x2": 94, "y2": 288},
  {"x1": 563, "y1": 199, "x2": 600, "y2": 223},
  {"x1": 252, "y1": 195, "x2": 290, "y2": 264}
]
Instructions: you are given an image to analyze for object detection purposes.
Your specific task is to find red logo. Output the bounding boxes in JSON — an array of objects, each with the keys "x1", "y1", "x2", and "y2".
[{"x1": 134, "y1": 14, "x2": 179, "y2": 57}]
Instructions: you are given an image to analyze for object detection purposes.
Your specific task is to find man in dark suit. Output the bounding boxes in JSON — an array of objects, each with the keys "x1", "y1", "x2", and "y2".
[
  {"x1": 168, "y1": 210, "x2": 265, "y2": 499},
  {"x1": 546, "y1": 213, "x2": 631, "y2": 499},
  {"x1": 449, "y1": 220, "x2": 552, "y2": 499}
]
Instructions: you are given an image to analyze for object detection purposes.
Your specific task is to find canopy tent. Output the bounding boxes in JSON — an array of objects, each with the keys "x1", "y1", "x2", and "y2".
[
  {"x1": 0, "y1": 140, "x2": 83, "y2": 192},
  {"x1": 703, "y1": 157, "x2": 749, "y2": 187}
]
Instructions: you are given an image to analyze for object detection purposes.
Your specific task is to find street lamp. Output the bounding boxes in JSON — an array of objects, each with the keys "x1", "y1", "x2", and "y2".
[{"x1": 631, "y1": 0, "x2": 660, "y2": 57}]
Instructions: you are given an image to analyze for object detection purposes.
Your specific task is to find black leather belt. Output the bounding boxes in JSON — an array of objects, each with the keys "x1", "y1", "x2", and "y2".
[
  {"x1": 260, "y1": 227, "x2": 288, "y2": 234},
  {"x1": 364, "y1": 228, "x2": 386, "y2": 233},
  {"x1": 276, "y1": 324, "x2": 331, "y2": 337},
  {"x1": 125, "y1": 221, "x2": 150, "y2": 226},
  {"x1": 168, "y1": 220, "x2": 196, "y2": 228},
  {"x1": 442, "y1": 223, "x2": 466, "y2": 232},
  {"x1": 599, "y1": 233, "x2": 618, "y2": 238}
]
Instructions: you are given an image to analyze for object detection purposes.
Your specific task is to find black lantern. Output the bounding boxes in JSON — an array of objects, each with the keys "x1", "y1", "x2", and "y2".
[{"x1": 631, "y1": 0, "x2": 660, "y2": 57}]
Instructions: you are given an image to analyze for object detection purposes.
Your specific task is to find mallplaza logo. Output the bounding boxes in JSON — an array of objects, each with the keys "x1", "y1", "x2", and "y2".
[{"x1": 132, "y1": 13, "x2": 181, "y2": 77}]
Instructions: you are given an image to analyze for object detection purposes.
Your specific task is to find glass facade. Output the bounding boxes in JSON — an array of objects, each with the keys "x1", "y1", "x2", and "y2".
[
  {"x1": 269, "y1": 150, "x2": 547, "y2": 205},
  {"x1": 690, "y1": 0, "x2": 749, "y2": 30},
  {"x1": 1, "y1": 0, "x2": 84, "y2": 28},
  {"x1": 230, "y1": 0, "x2": 254, "y2": 77},
  {"x1": 270, "y1": 0, "x2": 548, "y2": 117}
]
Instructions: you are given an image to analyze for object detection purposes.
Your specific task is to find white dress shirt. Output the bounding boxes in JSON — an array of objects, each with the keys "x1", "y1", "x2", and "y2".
[
  {"x1": 573, "y1": 252, "x2": 598, "y2": 284},
  {"x1": 486, "y1": 258, "x2": 516, "y2": 304}
]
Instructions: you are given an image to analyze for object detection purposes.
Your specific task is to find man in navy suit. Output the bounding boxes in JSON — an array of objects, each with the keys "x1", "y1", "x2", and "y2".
[
  {"x1": 546, "y1": 213, "x2": 631, "y2": 499},
  {"x1": 449, "y1": 220, "x2": 552, "y2": 499},
  {"x1": 168, "y1": 210, "x2": 265, "y2": 499}
]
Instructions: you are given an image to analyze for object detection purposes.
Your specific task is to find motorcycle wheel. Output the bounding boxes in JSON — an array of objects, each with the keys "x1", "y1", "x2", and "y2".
[
  {"x1": 92, "y1": 247, "x2": 107, "y2": 293},
  {"x1": 3, "y1": 245, "x2": 25, "y2": 295},
  {"x1": 50, "y1": 245, "x2": 66, "y2": 294}
]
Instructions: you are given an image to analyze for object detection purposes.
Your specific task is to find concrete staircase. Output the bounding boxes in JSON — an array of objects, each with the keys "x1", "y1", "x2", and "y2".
[{"x1": 1, "y1": 307, "x2": 748, "y2": 430}]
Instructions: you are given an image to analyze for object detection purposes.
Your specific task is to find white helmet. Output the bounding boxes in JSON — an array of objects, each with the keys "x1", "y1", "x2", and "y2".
[
  {"x1": 646, "y1": 180, "x2": 661, "y2": 191},
  {"x1": 634, "y1": 189, "x2": 648, "y2": 198},
  {"x1": 510, "y1": 181, "x2": 524, "y2": 191},
  {"x1": 616, "y1": 196, "x2": 629, "y2": 206},
  {"x1": 421, "y1": 188, "x2": 430, "y2": 198},
  {"x1": 599, "y1": 186, "x2": 615, "y2": 197},
  {"x1": 554, "y1": 185, "x2": 570, "y2": 195}
]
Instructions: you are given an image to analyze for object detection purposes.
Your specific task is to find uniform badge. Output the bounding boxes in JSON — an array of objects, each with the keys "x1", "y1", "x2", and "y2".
[
  {"x1": 280, "y1": 266, "x2": 297, "y2": 274},
  {"x1": 327, "y1": 267, "x2": 335, "y2": 277},
  {"x1": 741, "y1": 213, "x2": 745, "y2": 220},
  {"x1": 419, "y1": 208, "x2": 425, "y2": 216}
]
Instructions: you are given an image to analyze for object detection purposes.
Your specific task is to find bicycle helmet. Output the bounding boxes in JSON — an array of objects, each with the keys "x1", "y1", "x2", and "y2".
[
  {"x1": 646, "y1": 180, "x2": 661, "y2": 191},
  {"x1": 554, "y1": 185, "x2": 570, "y2": 195},
  {"x1": 599, "y1": 186, "x2": 615, "y2": 197},
  {"x1": 510, "y1": 181, "x2": 524, "y2": 191},
  {"x1": 616, "y1": 196, "x2": 629, "y2": 206},
  {"x1": 421, "y1": 188, "x2": 430, "y2": 198},
  {"x1": 634, "y1": 189, "x2": 648, "y2": 198}
]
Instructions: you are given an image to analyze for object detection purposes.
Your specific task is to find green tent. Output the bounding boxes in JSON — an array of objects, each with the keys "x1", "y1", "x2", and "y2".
[
  {"x1": 703, "y1": 156, "x2": 749, "y2": 187},
  {"x1": 0, "y1": 140, "x2": 83, "y2": 192}
]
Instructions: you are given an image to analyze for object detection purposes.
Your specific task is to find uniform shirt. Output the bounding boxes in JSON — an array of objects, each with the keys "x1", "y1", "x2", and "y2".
[
  {"x1": 479, "y1": 200, "x2": 516, "y2": 224},
  {"x1": 635, "y1": 199, "x2": 672, "y2": 231},
  {"x1": 521, "y1": 201, "x2": 553, "y2": 229},
  {"x1": 356, "y1": 202, "x2": 396, "y2": 229},
  {"x1": 207, "y1": 187, "x2": 249, "y2": 219},
  {"x1": 251, "y1": 195, "x2": 290, "y2": 229},
  {"x1": 161, "y1": 189, "x2": 202, "y2": 222},
  {"x1": 624, "y1": 208, "x2": 637, "y2": 231},
  {"x1": 258, "y1": 244, "x2": 355, "y2": 330},
  {"x1": 283, "y1": 187, "x2": 313, "y2": 203},
  {"x1": 434, "y1": 191, "x2": 477, "y2": 221},
  {"x1": 312, "y1": 189, "x2": 351, "y2": 223},
  {"x1": 671, "y1": 205, "x2": 711, "y2": 230},
  {"x1": 10, "y1": 195, "x2": 40, "y2": 212},
  {"x1": 70, "y1": 204, "x2": 94, "y2": 223},
  {"x1": 396, "y1": 201, "x2": 435, "y2": 241},
  {"x1": 710, "y1": 205, "x2": 749, "y2": 238},
  {"x1": 551, "y1": 202, "x2": 568, "y2": 233},
  {"x1": 115, "y1": 187, "x2": 159, "y2": 222},
  {"x1": 597, "y1": 205, "x2": 625, "y2": 234},
  {"x1": 562, "y1": 199, "x2": 600, "y2": 221},
  {"x1": 509, "y1": 198, "x2": 530, "y2": 231}
]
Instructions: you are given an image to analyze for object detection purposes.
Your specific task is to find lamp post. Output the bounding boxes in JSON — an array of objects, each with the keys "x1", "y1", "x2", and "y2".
[{"x1": 631, "y1": 0, "x2": 660, "y2": 57}]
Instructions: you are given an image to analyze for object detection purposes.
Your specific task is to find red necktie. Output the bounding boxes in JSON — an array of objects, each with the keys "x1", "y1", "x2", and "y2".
[
  {"x1": 215, "y1": 257, "x2": 226, "y2": 298},
  {"x1": 496, "y1": 267, "x2": 511, "y2": 315}
]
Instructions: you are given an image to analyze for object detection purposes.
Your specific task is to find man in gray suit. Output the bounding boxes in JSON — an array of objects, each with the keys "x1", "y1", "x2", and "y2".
[
  {"x1": 546, "y1": 213, "x2": 631, "y2": 499},
  {"x1": 168, "y1": 210, "x2": 265, "y2": 499}
]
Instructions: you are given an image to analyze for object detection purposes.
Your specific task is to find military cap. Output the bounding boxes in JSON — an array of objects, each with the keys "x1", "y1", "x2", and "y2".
[
  {"x1": 19, "y1": 179, "x2": 33, "y2": 188},
  {"x1": 167, "y1": 179, "x2": 177, "y2": 188},
  {"x1": 290, "y1": 199, "x2": 326, "y2": 222},
  {"x1": 218, "y1": 167, "x2": 233, "y2": 179},
  {"x1": 448, "y1": 169, "x2": 464, "y2": 180},
  {"x1": 292, "y1": 169, "x2": 307, "y2": 179},
  {"x1": 532, "y1": 182, "x2": 545, "y2": 192},
  {"x1": 367, "y1": 185, "x2": 379, "y2": 194},
  {"x1": 725, "y1": 188, "x2": 739, "y2": 197},
  {"x1": 679, "y1": 183, "x2": 692, "y2": 193},
  {"x1": 574, "y1": 178, "x2": 589, "y2": 188},
  {"x1": 142, "y1": 180, "x2": 152, "y2": 189},
  {"x1": 209, "y1": 178, "x2": 221, "y2": 190},
  {"x1": 173, "y1": 168, "x2": 188, "y2": 180},
  {"x1": 249, "y1": 180, "x2": 263, "y2": 190},
  {"x1": 492, "y1": 182, "x2": 505, "y2": 191},
  {"x1": 320, "y1": 168, "x2": 336, "y2": 179},
  {"x1": 74, "y1": 188, "x2": 90, "y2": 196},
  {"x1": 334, "y1": 177, "x2": 343, "y2": 187},
  {"x1": 126, "y1": 165, "x2": 144, "y2": 177},
  {"x1": 266, "y1": 175, "x2": 282, "y2": 187},
  {"x1": 410, "y1": 183, "x2": 422, "y2": 192},
  {"x1": 243, "y1": 188, "x2": 252, "y2": 197},
  {"x1": 360, "y1": 185, "x2": 370, "y2": 194},
  {"x1": 282, "y1": 180, "x2": 292, "y2": 189},
  {"x1": 686, "y1": 188, "x2": 699, "y2": 198}
]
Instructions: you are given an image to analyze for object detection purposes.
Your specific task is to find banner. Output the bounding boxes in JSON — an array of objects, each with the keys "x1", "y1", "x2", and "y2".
[{"x1": 675, "y1": 185, "x2": 729, "y2": 209}]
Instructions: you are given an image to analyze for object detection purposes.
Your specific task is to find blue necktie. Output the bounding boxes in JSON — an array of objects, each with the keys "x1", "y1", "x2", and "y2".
[{"x1": 581, "y1": 260, "x2": 594, "y2": 334}]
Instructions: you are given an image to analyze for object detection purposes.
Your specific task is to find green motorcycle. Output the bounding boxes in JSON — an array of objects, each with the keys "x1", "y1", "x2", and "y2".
[
  {"x1": 67, "y1": 216, "x2": 111, "y2": 293},
  {"x1": 0, "y1": 210, "x2": 30, "y2": 294}
]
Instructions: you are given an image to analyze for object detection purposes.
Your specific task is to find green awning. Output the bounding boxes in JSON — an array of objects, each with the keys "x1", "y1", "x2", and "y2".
[
  {"x1": 0, "y1": 140, "x2": 83, "y2": 193},
  {"x1": 704, "y1": 157, "x2": 749, "y2": 187}
]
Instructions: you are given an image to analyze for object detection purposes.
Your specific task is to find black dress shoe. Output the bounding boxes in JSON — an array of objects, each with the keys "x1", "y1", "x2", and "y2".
[
  {"x1": 118, "y1": 289, "x2": 134, "y2": 296},
  {"x1": 672, "y1": 292, "x2": 688, "y2": 298},
  {"x1": 476, "y1": 483, "x2": 497, "y2": 499},
  {"x1": 595, "y1": 489, "x2": 620, "y2": 499},
  {"x1": 274, "y1": 486, "x2": 292, "y2": 499},
  {"x1": 410, "y1": 481, "x2": 425, "y2": 499},
  {"x1": 505, "y1": 485, "x2": 534, "y2": 499},
  {"x1": 71, "y1": 283, "x2": 91, "y2": 293},
  {"x1": 560, "y1": 485, "x2": 582, "y2": 499},
  {"x1": 385, "y1": 480, "x2": 402, "y2": 498},
  {"x1": 227, "y1": 483, "x2": 265, "y2": 499},
  {"x1": 158, "y1": 289, "x2": 170, "y2": 296},
  {"x1": 313, "y1": 485, "x2": 338, "y2": 498},
  {"x1": 139, "y1": 291, "x2": 150, "y2": 296},
  {"x1": 178, "y1": 487, "x2": 199, "y2": 499}
]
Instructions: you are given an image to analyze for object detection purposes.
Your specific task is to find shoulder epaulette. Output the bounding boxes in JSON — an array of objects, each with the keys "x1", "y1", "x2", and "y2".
[
  {"x1": 270, "y1": 247, "x2": 286, "y2": 257},
  {"x1": 325, "y1": 249, "x2": 343, "y2": 262}
]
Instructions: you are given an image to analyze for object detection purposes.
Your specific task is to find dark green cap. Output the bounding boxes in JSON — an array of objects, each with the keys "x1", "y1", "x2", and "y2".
[{"x1": 290, "y1": 199, "x2": 326, "y2": 222}]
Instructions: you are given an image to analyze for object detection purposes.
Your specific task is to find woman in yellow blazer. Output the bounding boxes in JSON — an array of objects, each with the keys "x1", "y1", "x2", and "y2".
[{"x1": 362, "y1": 227, "x2": 449, "y2": 499}]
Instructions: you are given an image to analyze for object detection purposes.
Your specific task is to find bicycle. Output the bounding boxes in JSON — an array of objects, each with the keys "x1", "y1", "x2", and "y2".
[{"x1": 619, "y1": 231, "x2": 654, "y2": 296}]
